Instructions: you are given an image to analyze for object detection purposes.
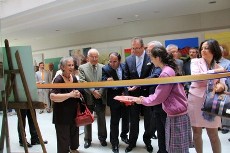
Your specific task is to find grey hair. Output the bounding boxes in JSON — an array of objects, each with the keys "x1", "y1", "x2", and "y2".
[
  {"x1": 87, "y1": 48, "x2": 99, "y2": 56},
  {"x1": 166, "y1": 44, "x2": 178, "y2": 52},
  {"x1": 147, "y1": 41, "x2": 163, "y2": 47},
  {"x1": 59, "y1": 56, "x2": 74, "y2": 70}
]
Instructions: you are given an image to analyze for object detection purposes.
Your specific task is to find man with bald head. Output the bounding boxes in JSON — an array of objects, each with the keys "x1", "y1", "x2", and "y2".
[{"x1": 78, "y1": 48, "x2": 107, "y2": 149}]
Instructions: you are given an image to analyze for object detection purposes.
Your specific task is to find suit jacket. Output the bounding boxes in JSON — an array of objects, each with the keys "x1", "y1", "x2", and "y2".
[
  {"x1": 176, "y1": 59, "x2": 184, "y2": 75},
  {"x1": 49, "y1": 70, "x2": 57, "y2": 82},
  {"x1": 124, "y1": 52, "x2": 152, "y2": 97},
  {"x1": 189, "y1": 58, "x2": 221, "y2": 98},
  {"x1": 102, "y1": 63, "x2": 125, "y2": 108},
  {"x1": 78, "y1": 62, "x2": 106, "y2": 105},
  {"x1": 183, "y1": 59, "x2": 191, "y2": 76}
]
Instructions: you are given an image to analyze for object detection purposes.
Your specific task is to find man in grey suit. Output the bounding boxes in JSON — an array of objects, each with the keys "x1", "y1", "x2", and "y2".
[{"x1": 78, "y1": 48, "x2": 107, "y2": 149}]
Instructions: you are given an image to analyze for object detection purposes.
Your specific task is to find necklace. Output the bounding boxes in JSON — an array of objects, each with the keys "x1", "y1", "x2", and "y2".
[{"x1": 62, "y1": 74, "x2": 71, "y2": 82}]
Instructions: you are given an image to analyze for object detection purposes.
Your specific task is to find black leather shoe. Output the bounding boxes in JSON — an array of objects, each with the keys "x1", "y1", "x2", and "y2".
[
  {"x1": 31, "y1": 140, "x2": 48, "y2": 145},
  {"x1": 100, "y1": 140, "x2": 107, "y2": 146},
  {"x1": 152, "y1": 134, "x2": 157, "y2": 139},
  {"x1": 112, "y1": 145, "x2": 119, "y2": 153},
  {"x1": 121, "y1": 137, "x2": 129, "y2": 144},
  {"x1": 125, "y1": 145, "x2": 135, "y2": 153},
  {"x1": 222, "y1": 129, "x2": 229, "y2": 134},
  {"x1": 19, "y1": 141, "x2": 32, "y2": 148},
  {"x1": 146, "y1": 145, "x2": 153, "y2": 152},
  {"x1": 84, "y1": 141, "x2": 91, "y2": 148}
]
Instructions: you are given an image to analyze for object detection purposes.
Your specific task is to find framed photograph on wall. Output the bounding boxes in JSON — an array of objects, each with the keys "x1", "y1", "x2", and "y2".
[{"x1": 69, "y1": 49, "x2": 87, "y2": 66}]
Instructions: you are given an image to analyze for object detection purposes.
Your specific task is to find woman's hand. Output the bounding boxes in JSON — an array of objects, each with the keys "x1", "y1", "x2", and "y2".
[
  {"x1": 214, "y1": 67, "x2": 227, "y2": 73},
  {"x1": 132, "y1": 96, "x2": 144, "y2": 104},
  {"x1": 70, "y1": 90, "x2": 81, "y2": 98}
]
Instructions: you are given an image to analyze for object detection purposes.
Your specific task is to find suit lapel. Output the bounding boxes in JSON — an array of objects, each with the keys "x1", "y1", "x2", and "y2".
[
  {"x1": 140, "y1": 53, "x2": 150, "y2": 78},
  {"x1": 108, "y1": 65, "x2": 119, "y2": 80},
  {"x1": 131, "y1": 55, "x2": 139, "y2": 77}
]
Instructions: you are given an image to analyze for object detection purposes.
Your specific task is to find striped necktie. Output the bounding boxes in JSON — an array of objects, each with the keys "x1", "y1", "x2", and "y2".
[{"x1": 136, "y1": 57, "x2": 142, "y2": 77}]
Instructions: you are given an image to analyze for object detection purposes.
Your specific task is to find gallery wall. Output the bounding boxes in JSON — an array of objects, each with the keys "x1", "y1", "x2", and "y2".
[
  {"x1": 31, "y1": 8, "x2": 230, "y2": 66},
  {"x1": 33, "y1": 28, "x2": 230, "y2": 66}
]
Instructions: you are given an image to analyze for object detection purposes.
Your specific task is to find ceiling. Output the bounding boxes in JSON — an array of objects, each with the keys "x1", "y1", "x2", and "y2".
[{"x1": 1, "y1": 0, "x2": 230, "y2": 50}]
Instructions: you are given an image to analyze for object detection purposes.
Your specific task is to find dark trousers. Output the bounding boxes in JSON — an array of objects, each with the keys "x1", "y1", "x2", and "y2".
[
  {"x1": 18, "y1": 109, "x2": 38, "y2": 143},
  {"x1": 55, "y1": 124, "x2": 79, "y2": 153},
  {"x1": 110, "y1": 105, "x2": 129, "y2": 146},
  {"x1": 129, "y1": 104, "x2": 152, "y2": 146},
  {"x1": 155, "y1": 110, "x2": 167, "y2": 153},
  {"x1": 150, "y1": 109, "x2": 157, "y2": 136},
  {"x1": 84, "y1": 99, "x2": 107, "y2": 142},
  {"x1": 142, "y1": 105, "x2": 153, "y2": 145}
]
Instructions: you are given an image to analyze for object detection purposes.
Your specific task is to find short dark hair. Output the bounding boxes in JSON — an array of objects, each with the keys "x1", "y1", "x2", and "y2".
[
  {"x1": 38, "y1": 62, "x2": 44, "y2": 66},
  {"x1": 109, "y1": 52, "x2": 121, "y2": 61},
  {"x1": 131, "y1": 37, "x2": 144, "y2": 47}
]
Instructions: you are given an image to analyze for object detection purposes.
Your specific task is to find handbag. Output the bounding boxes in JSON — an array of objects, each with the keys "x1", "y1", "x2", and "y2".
[
  {"x1": 201, "y1": 79, "x2": 230, "y2": 118},
  {"x1": 75, "y1": 96, "x2": 94, "y2": 127}
]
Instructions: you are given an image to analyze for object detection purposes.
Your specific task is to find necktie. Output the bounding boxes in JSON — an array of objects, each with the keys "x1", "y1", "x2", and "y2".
[
  {"x1": 93, "y1": 65, "x2": 97, "y2": 80},
  {"x1": 116, "y1": 68, "x2": 122, "y2": 80},
  {"x1": 136, "y1": 57, "x2": 142, "y2": 77}
]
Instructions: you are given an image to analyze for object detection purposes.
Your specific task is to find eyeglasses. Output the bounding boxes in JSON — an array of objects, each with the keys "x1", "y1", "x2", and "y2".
[
  {"x1": 88, "y1": 55, "x2": 98, "y2": 59},
  {"x1": 131, "y1": 47, "x2": 143, "y2": 50}
]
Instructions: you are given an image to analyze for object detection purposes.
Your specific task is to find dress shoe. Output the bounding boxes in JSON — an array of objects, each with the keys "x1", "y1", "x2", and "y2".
[
  {"x1": 228, "y1": 138, "x2": 230, "y2": 142},
  {"x1": 221, "y1": 129, "x2": 229, "y2": 134},
  {"x1": 152, "y1": 134, "x2": 157, "y2": 139},
  {"x1": 84, "y1": 141, "x2": 91, "y2": 148},
  {"x1": 125, "y1": 145, "x2": 135, "y2": 153},
  {"x1": 112, "y1": 145, "x2": 119, "y2": 153},
  {"x1": 31, "y1": 140, "x2": 48, "y2": 145},
  {"x1": 121, "y1": 137, "x2": 129, "y2": 144},
  {"x1": 19, "y1": 141, "x2": 32, "y2": 148},
  {"x1": 100, "y1": 140, "x2": 107, "y2": 146},
  {"x1": 146, "y1": 145, "x2": 153, "y2": 152}
]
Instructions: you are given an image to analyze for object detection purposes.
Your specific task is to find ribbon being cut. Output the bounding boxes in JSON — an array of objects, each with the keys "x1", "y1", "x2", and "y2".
[{"x1": 37, "y1": 72, "x2": 230, "y2": 117}]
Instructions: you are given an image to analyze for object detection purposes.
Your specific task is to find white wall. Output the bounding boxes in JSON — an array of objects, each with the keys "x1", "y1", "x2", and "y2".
[
  {"x1": 32, "y1": 8, "x2": 230, "y2": 64},
  {"x1": 31, "y1": 8, "x2": 230, "y2": 52},
  {"x1": 33, "y1": 28, "x2": 230, "y2": 63}
]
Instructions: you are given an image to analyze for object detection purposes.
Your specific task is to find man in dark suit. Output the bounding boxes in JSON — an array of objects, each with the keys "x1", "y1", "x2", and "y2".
[
  {"x1": 102, "y1": 52, "x2": 129, "y2": 153},
  {"x1": 78, "y1": 48, "x2": 107, "y2": 149},
  {"x1": 183, "y1": 47, "x2": 199, "y2": 95},
  {"x1": 124, "y1": 37, "x2": 153, "y2": 153}
]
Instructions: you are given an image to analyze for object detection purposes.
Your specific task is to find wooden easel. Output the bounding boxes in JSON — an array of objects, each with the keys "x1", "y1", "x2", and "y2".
[{"x1": 0, "y1": 39, "x2": 46, "y2": 153}]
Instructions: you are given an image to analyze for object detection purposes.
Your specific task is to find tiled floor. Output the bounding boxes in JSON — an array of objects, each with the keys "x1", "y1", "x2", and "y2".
[{"x1": 3, "y1": 110, "x2": 230, "y2": 153}]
